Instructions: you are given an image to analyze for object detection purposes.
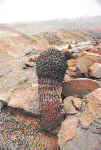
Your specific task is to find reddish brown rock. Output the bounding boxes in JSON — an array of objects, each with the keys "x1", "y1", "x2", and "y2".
[
  {"x1": 89, "y1": 63, "x2": 101, "y2": 78},
  {"x1": 62, "y1": 78, "x2": 100, "y2": 98}
]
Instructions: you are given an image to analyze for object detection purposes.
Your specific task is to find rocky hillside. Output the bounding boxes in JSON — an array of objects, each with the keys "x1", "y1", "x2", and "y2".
[{"x1": 0, "y1": 19, "x2": 101, "y2": 149}]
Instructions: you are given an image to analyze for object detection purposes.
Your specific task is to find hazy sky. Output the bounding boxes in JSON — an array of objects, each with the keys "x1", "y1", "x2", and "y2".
[{"x1": 0, "y1": 0, "x2": 101, "y2": 23}]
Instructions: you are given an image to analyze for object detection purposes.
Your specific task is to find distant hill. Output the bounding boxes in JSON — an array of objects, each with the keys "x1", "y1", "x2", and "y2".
[{"x1": 7, "y1": 16, "x2": 101, "y2": 35}]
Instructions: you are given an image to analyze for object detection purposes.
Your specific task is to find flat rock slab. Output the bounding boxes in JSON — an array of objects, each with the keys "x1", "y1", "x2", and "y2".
[
  {"x1": 62, "y1": 78, "x2": 100, "y2": 98},
  {"x1": 0, "y1": 50, "x2": 40, "y2": 114},
  {"x1": 0, "y1": 85, "x2": 40, "y2": 115}
]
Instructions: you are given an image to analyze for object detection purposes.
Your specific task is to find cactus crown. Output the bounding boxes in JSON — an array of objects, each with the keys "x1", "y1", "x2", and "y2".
[{"x1": 36, "y1": 47, "x2": 67, "y2": 82}]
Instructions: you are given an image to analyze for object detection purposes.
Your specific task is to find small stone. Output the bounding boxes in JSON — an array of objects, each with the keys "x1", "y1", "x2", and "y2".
[
  {"x1": 0, "y1": 73, "x2": 3, "y2": 78},
  {"x1": 63, "y1": 96, "x2": 78, "y2": 114},
  {"x1": 22, "y1": 55, "x2": 38, "y2": 68},
  {"x1": 67, "y1": 59, "x2": 77, "y2": 77},
  {"x1": 68, "y1": 59, "x2": 77, "y2": 68},
  {"x1": 72, "y1": 97, "x2": 83, "y2": 110},
  {"x1": 64, "y1": 74, "x2": 72, "y2": 82}
]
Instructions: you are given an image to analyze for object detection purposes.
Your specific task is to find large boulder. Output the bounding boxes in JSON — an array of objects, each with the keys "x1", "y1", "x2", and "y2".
[
  {"x1": 58, "y1": 117, "x2": 101, "y2": 150},
  {"x1": 58, "y1": 117, "x2": 79, "y2": 149},
  {"x1": 80, "y1": 88, "x2": 101, "y2": 128},
  {"x1": 58, "y1": 88, "x2": 101, "y2": 150}
]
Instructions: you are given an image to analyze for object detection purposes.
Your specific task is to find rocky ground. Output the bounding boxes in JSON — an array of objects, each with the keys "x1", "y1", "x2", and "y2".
[
  {"x1": 0, "y1": 26, "x2": 101, "y2": 149},
  {"x1": 59, "y1": 45, "x2": 101, "y2": 150}
]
